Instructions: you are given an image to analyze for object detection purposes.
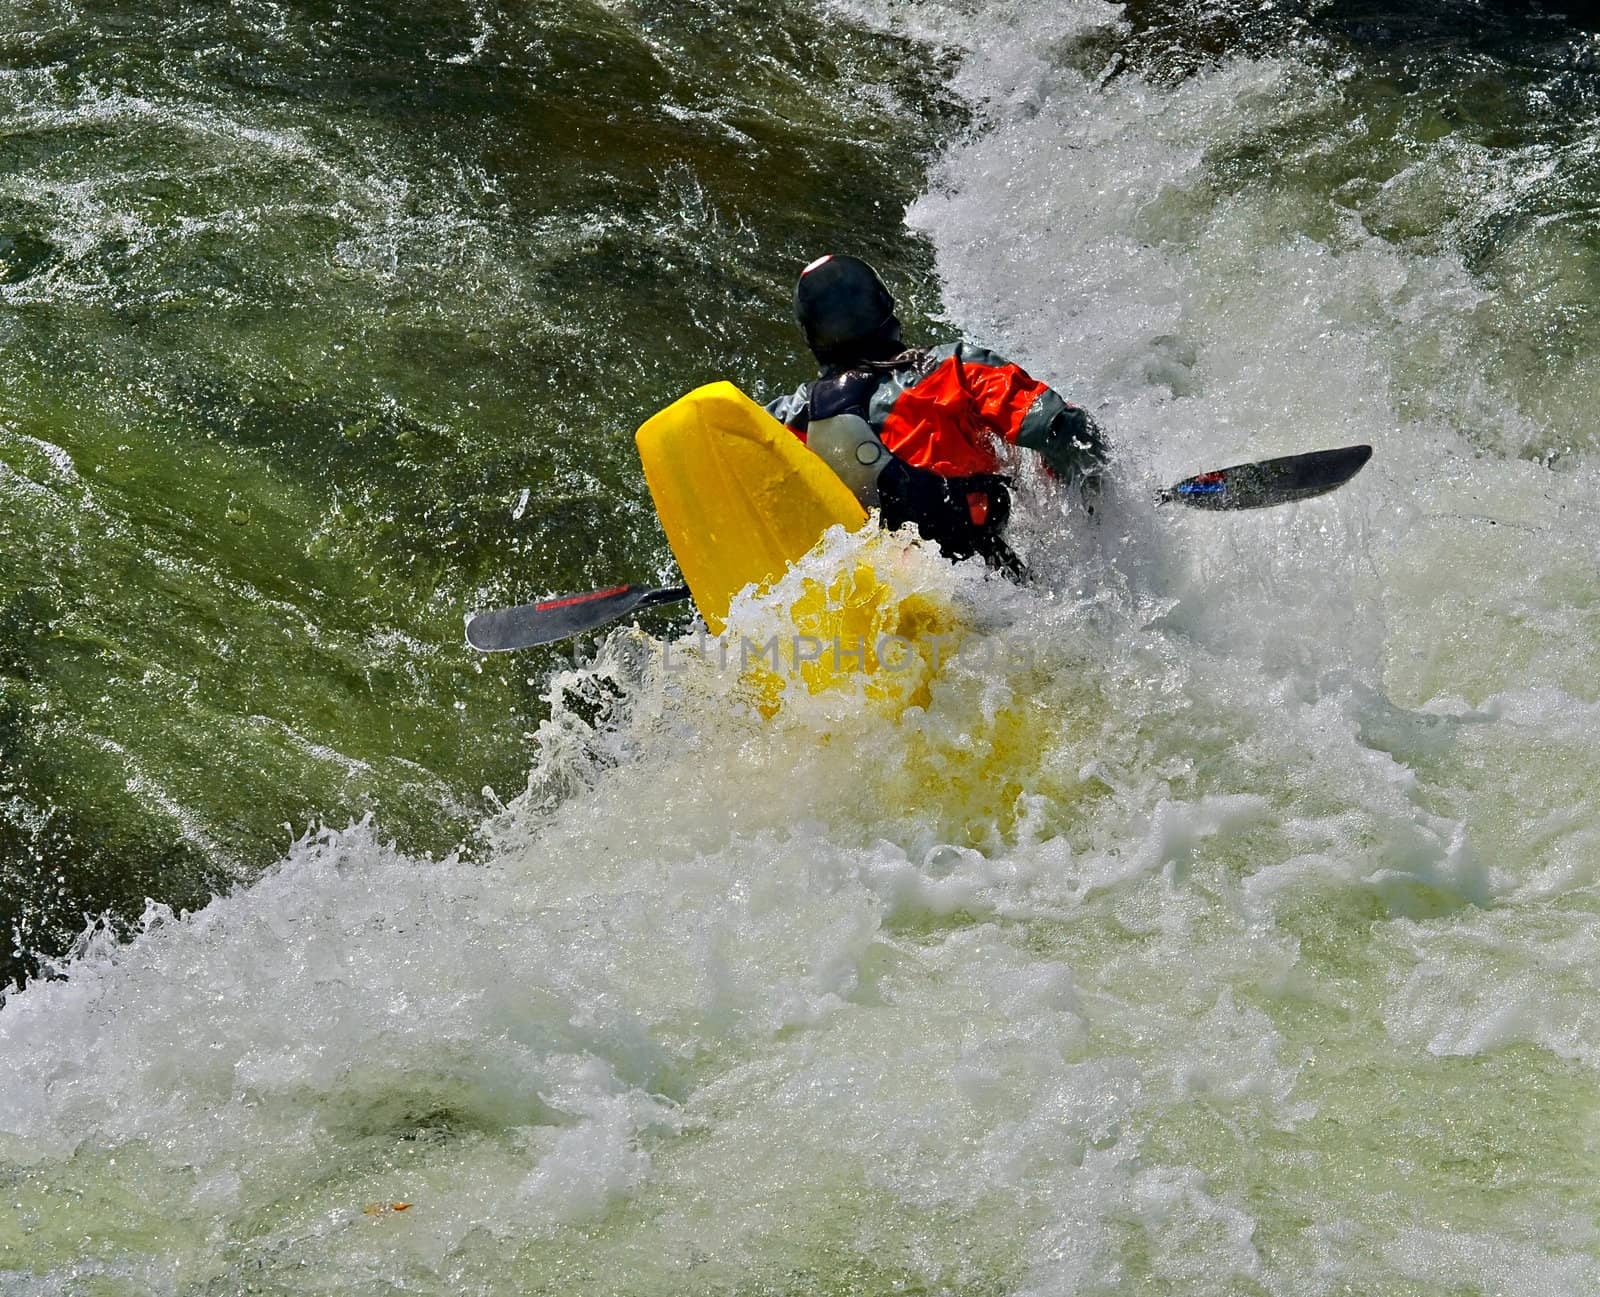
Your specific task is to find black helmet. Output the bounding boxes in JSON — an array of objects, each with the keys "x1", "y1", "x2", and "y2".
[{"x1": 794, "y1": 254, "x2": 901, "y2": 364}]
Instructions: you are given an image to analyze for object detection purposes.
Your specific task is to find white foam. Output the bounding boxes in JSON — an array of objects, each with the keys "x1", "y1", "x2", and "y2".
[{"x1": 9, "y1": 1, "x2": 1600, "y2": 1291}]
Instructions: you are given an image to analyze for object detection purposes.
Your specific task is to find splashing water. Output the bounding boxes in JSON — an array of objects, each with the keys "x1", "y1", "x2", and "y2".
[{"x1": 7, "y1": 0, "x2": 1600, "y2": 1293}]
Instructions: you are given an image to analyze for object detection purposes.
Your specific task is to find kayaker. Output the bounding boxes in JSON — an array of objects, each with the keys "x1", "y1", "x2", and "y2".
[{"x1": 765, "y1": 254, "x2": 1107, "y2": 578}]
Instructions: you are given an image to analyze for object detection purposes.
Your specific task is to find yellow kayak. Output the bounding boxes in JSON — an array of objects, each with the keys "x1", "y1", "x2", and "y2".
[{"x1": 635, "y1": 382, "x2": 956, "y2": 710}]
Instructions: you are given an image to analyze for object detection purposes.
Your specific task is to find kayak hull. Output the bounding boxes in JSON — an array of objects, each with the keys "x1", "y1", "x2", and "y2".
[
  {"x1": 635, "y1": 381, "x2": 868, "y2": 634},
  {"x1": 636, "y1": 382, "x2": 955, "y2": 713}
]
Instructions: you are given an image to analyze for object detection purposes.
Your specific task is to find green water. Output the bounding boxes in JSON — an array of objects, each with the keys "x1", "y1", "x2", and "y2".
[{"x1": 0, "y1": 0, "x2": 961, "y2": 983}]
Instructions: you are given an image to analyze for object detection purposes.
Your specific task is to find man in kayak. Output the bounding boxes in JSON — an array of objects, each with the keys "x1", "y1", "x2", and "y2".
[{"x1": 765, "y1": 253, "x2": 1106, "y2": 578}]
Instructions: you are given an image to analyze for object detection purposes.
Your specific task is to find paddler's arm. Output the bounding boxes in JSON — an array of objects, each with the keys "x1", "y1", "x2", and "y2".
[
  {"x1": 1016, "y1": 389, "x2": 1108, "y2": 489},
  {"x1": 763, "y1": 382, "x2": 812, "y2": 441},
  {"x1": 953, "y1": 343, "x2": 1108, "y2": 489}
]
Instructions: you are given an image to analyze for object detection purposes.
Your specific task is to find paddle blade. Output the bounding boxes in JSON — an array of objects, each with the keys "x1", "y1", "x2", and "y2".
[
  {"x1": 1160, "y1": 444, "x2": 1373, "y2": 511},
  {"x1": 466, "y1": 584, "x2": 690, "y2": 652}
]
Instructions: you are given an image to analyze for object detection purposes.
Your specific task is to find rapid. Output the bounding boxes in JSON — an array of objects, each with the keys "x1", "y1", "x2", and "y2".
[{"x1": 5, "y1": 1, "x2": 1600, "y2": 1292}]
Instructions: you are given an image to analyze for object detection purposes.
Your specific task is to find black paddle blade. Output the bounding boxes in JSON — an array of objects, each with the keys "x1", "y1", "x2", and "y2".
[
  {"x1": 466, "y1": 584, "x2": 691, "y2": 652},
  {"x1": 1160, "y1": 444, "x2": 1373, "y2": 511}
]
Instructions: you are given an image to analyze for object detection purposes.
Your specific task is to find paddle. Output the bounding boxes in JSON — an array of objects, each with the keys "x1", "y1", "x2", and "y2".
[
  {"x1": 467, "y1": 443, "x2": 1374, "y2": 652},
  {"x1": 465, "y1": 583, "x2": 691, "y2": 652},
  {"x1": 1156, "y1": 443, "x2": 1372, "y2": 510}
]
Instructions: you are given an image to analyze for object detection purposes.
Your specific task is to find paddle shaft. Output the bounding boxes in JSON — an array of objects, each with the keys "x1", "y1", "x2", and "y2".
[{"x1": 467, "y1": 443, "x2": 1374, "y2": 651}]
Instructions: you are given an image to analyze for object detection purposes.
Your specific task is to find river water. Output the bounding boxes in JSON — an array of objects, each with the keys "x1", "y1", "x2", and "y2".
[{"x1": 4, "y1": 0, "x2": 1600, "y2": 1292}]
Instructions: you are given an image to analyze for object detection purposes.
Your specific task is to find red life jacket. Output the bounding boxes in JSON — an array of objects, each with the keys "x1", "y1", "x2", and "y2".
[
  {"x1": 765, "y1": 341, "x2": 1103, "y2": 485},
  {"x1": 763, "y1": 342, "x2": 1104, "y2": 577}
]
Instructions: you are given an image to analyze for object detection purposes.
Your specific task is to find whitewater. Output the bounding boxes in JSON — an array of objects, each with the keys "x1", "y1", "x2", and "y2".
[{"x1": 6, "y1": 1, "x2": 1600, "y2": 1292}]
